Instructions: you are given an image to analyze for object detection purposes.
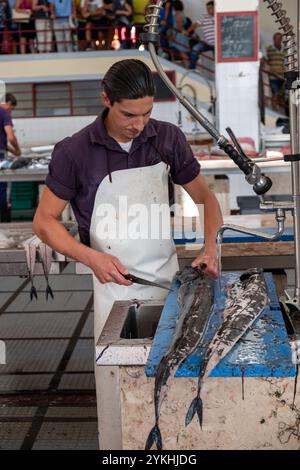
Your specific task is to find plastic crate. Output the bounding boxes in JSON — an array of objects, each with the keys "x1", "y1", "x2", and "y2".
[
  {"x1": 10, "y1": 182, "x2": 38, "y2": 211},
  {"x1": 11, "y1": 200, "x2": 36, "y2": 210}
]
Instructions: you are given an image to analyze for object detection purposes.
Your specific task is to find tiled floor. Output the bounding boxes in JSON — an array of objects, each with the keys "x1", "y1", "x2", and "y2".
[{"x1": 0, "y1": 265, "x2": 98, "y2": 450}]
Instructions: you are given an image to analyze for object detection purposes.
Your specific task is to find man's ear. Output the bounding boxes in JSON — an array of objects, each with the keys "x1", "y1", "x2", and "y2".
[{"x1": 101, "y1": 91, "x2": 111, "y2": 107}]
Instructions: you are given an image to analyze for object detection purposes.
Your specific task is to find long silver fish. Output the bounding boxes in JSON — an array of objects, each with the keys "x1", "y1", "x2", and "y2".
[
  {"x1": 24, "y1": 236, "x2": 40, "y2": 300},
  {"x1": 185, "y1": 268, "x2": 269, "y2": 428},
  {"x1": 38, "y1": 242, "x2": 54, "y2": 300},
  {"x1": 145, "y1": 267, "x2": 214, "y2": 450}
]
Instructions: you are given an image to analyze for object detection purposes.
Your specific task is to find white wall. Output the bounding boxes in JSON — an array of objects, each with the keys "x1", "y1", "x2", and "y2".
[
  {"x1": 14, "y1": 115, "x2": 96, "y2": 147},
  {"x1": 14, "y1": 101, "x2": 199, "y2": 146},
  {"x1": 215, "y1": 0, "x2": 260, "y2": 150}
]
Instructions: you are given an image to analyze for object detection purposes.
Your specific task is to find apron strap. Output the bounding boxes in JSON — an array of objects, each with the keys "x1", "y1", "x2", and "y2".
[{"x1": 149, "y1": 139, "x2": 175, "y2": 207}]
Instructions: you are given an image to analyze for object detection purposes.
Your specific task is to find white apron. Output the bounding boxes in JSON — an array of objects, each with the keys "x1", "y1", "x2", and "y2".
[{"x1": 90, "y1": 161, "x2": 179, "y2": 343}]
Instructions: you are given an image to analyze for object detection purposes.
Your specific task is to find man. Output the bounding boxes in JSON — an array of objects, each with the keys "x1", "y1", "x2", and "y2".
[
  {"x1": 33, "y1": 59, "x2": 222, "y2": 446},
  {"x1": 132, "y1": 0, "x2": 148, "y2": 47},
  {"x1": 186, "y1": 0, "x2": 215, "y2": 70},
  {"x1": 0, "y1": 0, "x2": 12, "y2": 53},
  {"x1": 50, "y1": 0, "x2": 75, "y2": 52},
  {"x1": 0, "y1": 93, "x2": 21, "y2": 222},
  {"x1": 158, "y1": 0, "x2": 174, "y2": 57},
  {"x1": 266, "y1": 32, "x2": 284, "y2": 109},
  {"x1": 113, "y1": 0, "x2": 133, "y2": 49}
]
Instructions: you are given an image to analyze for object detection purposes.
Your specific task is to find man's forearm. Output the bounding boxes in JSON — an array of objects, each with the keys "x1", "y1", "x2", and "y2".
[
  {"x1": 33, "y1": 215, "x2": 96, "y2": 267},
  {"x1": 203, "y1": 193, "x2": 223, "y2": 250},
  {"x1": 186, "y1": 22, "x2": 198, "y2": 35},
  {"x1": 7, "y1": 144, "x2": 21, "y2": 156},
  {"x1": 8, "y1": 137, "x2": 21, "y2": 156}
]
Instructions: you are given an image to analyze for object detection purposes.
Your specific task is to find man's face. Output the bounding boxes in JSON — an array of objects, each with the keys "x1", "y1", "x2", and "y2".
[
  {"x1": 207, "y1": 3, "x2": 214, "y2": 16},
  {"x1": 102, "y1": 93, "x2": 154, "y2": 141},
  {"x1": 2, "y1": 101, "x2": 15, "y2": 113},
  {"x1": 274, "y1": 33, "x2": 282, "y2": 49}
]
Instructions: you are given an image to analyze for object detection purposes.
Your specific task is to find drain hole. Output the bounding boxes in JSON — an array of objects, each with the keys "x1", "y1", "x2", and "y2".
[{"x1": 120, "y1": 305, "x2": 163, "y2": 339}]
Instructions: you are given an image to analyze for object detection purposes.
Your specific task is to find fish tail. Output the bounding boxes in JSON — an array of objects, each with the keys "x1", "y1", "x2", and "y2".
[
  {"x1": 45, "y1": 285, "x2": 54, "y2": 300},
  {"x1": 30, "y1": 285, "x2": 38, "y2": 301},
  {"x1": 145, "y1": 424, "x2": 163, "y2": 450},
  {"x1": 185, "y1": 396, "x2": 203, "y2": 429}
]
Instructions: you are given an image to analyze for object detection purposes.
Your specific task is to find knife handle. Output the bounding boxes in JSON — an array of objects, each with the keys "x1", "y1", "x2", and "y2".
[{"x1": 123, "y1": 273, "x2": 135, "y2": 282}]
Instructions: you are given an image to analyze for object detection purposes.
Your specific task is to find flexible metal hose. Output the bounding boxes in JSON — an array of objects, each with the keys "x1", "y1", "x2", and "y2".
[
  {"x1": 143, "y1": 1, "x2": 162, "y2": 35},
  {"x1": 263, "y1": 0, "x2": 298, "y2": 73},
  {"x1": 140, "y1": 1, "x2": 272, "y2": 194}
]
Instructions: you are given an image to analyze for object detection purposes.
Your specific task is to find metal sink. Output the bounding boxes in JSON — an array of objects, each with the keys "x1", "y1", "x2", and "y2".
[
  {"x1": 120, "y1": 303, "x2": 163, "y2": 339},
  {"x1": 96, "y1": 300, "x2": 164, "y2": 366}
]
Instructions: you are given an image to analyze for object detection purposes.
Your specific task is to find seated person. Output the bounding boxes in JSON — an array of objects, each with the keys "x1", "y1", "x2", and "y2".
[
  {"x1": 185, "y1": 0, "x2": 215, "y2": 70},
  {"x1": 82, "y1": 0, "x2": 114, "y2": 49},
  {"x1": 113, "y1": 0, "x2": 132, "y2": 49},
  {"x1": 266, "y1": 32, "x2": 285, "y2": 110},
  {"x1": 167, "y1": 0, "x2": 190, "y2": 67}
]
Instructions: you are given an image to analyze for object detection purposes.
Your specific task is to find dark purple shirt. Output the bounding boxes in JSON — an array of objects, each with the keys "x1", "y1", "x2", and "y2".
[
  {"x1": 0, "y1": 107, "x2": 12, "y2": 151},
  {"x1": 46, "y1": 110, "x2": 200, "y2": 246}
]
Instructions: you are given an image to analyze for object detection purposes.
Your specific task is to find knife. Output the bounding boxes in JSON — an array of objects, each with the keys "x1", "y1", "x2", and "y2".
[{"x1": 123, "y1": 273, "x2": 173, "y2": 292}]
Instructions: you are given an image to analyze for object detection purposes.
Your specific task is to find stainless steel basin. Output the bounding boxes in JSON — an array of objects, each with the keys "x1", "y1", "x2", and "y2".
[
  {"x1": 120, "y1": 303, "x2": 163, "y2": 339},
  {"x1": 96, "y1": 300, "x2": 164, "y2": 366}
]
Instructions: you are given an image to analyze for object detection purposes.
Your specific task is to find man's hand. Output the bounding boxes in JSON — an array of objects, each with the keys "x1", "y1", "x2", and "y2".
[
  {"x1": 7, "y1": 144, "x2": 21, "y2": 156},
  {"x1": 191, "y1": 246, "x2": 219, "y2": 279},
  {"x1": 4, "y1": 125, "x2": 21, "y2": 156},
  {"x1": 88, "y1": 251, "x2": 133, "y2": 286}
]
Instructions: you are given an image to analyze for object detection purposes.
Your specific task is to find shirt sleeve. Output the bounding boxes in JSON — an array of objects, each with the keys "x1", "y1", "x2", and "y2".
[
  {"x1": 168, "y1": 127, "x2": 200, "y2": 185},
  {"x1": 45, "y1": 140, "x2": 78, "y2": 201},
  {"x1": 3, "y1": 112, "x2": 12, "y2": 127}
]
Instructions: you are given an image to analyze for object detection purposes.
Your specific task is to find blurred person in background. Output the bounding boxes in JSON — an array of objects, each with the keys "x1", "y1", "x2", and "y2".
[
  {"x1": 82, "y1": 0, "x2": 114, "y2": 50},
  {"x1": 15, "y1": 0, "x2": 36, "y2": 53},
  {"x1": 74, "y1": 0, "x2": 87, "y2": 50},
  {"x1": 32, "y1": 0, "x2": 52, "y2": 52},
  {"x1": 167, "y1": 0, "x2": 190, "y2": 67},
  {"x1": 113, "y1": 0, "x2": 132, "y2": 49},
  {"x1": 185, "y1": 0, "x2": 215, "y2": 70},
  {"x1": 50, "y1": 0, "x2": 75, "y2": 52},
  {"x1": 0, "y1": 0, "x2": 12, "y2": 54},
  {"x1": 158, "y1": 0, "x2": 174, "y2": 58},
  {"x1": 132, "y1": 0, "x2": 147, "y2": 48},
  {"x1": 266, "y1": 32, "x2": 285, "y2": 110},
  {"x1": 7, "y1": 0, "x2": 18, "y2": 53},
  {"x1": 0, "y1": 93, "x2": 21, "y2": 222}
]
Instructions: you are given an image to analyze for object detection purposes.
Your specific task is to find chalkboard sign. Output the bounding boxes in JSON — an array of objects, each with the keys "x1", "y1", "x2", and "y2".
[
  {"x1": 153, "y1": 71, "x2": 176, "y2": 102},
  {"x1": 217, "y1": 11, "x2": 258, "y2": 62}
]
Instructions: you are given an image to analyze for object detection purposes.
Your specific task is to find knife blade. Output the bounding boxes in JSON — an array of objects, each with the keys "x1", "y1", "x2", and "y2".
[{"x1": 123, "y1": 273, "x2": 173, "y2": 292}]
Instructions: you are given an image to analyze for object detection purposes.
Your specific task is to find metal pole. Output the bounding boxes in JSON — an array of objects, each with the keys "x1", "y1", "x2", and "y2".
[
  {"x1": 289, "y1": 88, "x2": 300, "y2": 300},
  {"x1": 292, "y1": 0, "x2": 300, "y2": 300}
]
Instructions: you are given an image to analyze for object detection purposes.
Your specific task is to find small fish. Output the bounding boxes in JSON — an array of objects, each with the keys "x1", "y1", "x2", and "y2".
[
  {"x1": 145, "y1": 267, "x2": 214, "y2": 450},
  {"x1": 38, "y1": 242, "x2": 54, "y2": 300},
  {"x1": 185, "y1": 268, "x2": 268, "y2": 429},
  {"x1": 24, "y1": 237, "x2": 40, "y2": 301}
]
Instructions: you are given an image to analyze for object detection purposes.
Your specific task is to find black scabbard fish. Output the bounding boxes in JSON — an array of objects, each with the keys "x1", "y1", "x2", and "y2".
[
  {"x1": 145, "y1": 267, "x2": 214, "y2": 450},
  {"x1": 24, "y1": 238, "x2": 39, "y2": 301},
  {"x1": 185, "y1": 268, "x2": 269, "y2": 429},
  {"x1": 39, "y1": 241, "x2": 54, "y2": 300}
]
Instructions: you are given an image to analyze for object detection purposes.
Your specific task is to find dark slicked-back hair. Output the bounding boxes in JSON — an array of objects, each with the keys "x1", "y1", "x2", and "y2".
[
  {"x1": 102, "y1": 59, "x2": 155, "y2": 104},
  {"x1": 5, "y1": 93, "x2": 17, "y2": 106}
]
